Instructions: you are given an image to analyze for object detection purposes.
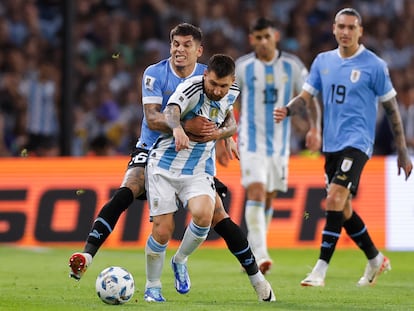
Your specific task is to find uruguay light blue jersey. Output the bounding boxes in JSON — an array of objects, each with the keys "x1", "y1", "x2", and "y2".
[
  {"x1": 236, "y1": 51, "x2": 308, "y2": 157},
  {"x1": 149, "y1": 75, "x2": 240, "y2": 176},
  {"x1": 303, "y1": 45, "x2": 396, "y2": 157},
  {"x1": 136, "y1": 59, "x2": 207, "y2": 150}
]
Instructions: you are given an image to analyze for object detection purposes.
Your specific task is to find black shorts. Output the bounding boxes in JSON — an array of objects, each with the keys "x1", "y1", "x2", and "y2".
[
  {"x1": 214, "y1": 177, "x2": 228, "y2": 199},
  {"x1": 324, "y1": 147, "x2": 368, "y2": 196},
  {"x1": 127, "y1": 147, "x2": 149, "y2": 169}
]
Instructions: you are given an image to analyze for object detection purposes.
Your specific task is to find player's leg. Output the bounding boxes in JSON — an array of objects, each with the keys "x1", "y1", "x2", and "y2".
[
  {"x1": 244, "y1": 182, "x2": 269, "y2": 269},
  {"x1": 172, "y1": 194, "x2": 214, "y2": 294},
  {"x1": 212, "y1": 184, "x2": 276, "y2": 302},
  {"x1": 301, "y1": 183, "x2": 347, "y2": 287},
  {"x1": 241, "y1": 154, "x2": 275, "y2": 274},
  {"x1": 171, "y1": 175, "x2": 215, "y2": 294},
  {"x1": 343, "y1": 203, "x2": 391, "y2": 286},
  {"x1": 144, "y1": 214, "x2": 174, "y2": 302},
  {"x1": 68, "y1": 148, "x2": 148, "y2": 280},
  {"x1": 144, "y1": 163, "x2": 178, "y2": 302}
]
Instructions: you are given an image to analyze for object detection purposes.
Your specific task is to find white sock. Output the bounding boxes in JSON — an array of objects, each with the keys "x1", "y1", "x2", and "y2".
[
  {"x1": 145, "y1": 235, "x2": 167, "y2": 289},
  {"x1": 313, "y1": 259, "x2": 329, "y2": 278},
  {"x1": 265, "y1": 207, "x2": 274, "y2": 231},
  {"x1": 83, "y1": 253, "x2": 93, "y2": 265},
  {"x1": 369, "y1": 252, "x2": 383, "y2": 267},
  {"x1": 248, "y1": 271, "x2": 265, "y2": 285},
  {"x1": 173, "y1": 220, "x2": 209, "y2": 264},
  {"x1": 245, "y1": 200, "x2": 267, "y2": 259}
]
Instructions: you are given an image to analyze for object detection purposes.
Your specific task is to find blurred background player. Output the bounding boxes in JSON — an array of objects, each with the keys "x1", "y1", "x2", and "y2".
[
  {"x1": 235, "y1": 17, "x2": 318, "y2": 274},
  {"x1": 274, "y1": 7, "x2": 412, "y2": 287}
]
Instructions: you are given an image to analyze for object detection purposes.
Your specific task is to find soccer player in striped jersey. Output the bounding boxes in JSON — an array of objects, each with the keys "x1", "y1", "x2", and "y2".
[
  {"x1": 69, "y1": 23, "x2": 275, "y2": 303},
  {"x1": 235, "y1": 17, "x2": 320, "y2": 274},
  {"x1": 275, "y1": 8, "x2": 412, "y2": 287}
]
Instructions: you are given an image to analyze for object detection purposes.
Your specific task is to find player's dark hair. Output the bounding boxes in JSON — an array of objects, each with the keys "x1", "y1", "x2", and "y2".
[
  {"x1": 207, "y1": 54, "x2": 235, "y2": 78},
  {"x1": 250, "y1": 17, "x2": 276, "y2": 33},
  {"x1": 335, "y1": 8, "x2": 362, "y2": 25},
  {"x1": 170, "y1": 23, "x2": 203, "y2": 42}
]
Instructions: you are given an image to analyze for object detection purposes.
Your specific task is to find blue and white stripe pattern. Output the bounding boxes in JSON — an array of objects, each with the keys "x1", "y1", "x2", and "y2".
[
  {"x1": 236, "y1": 51, "x2": 307, "y2": 158},
  {"x1": 149, "y1": 75, "x2": 239, "y2": 176}
]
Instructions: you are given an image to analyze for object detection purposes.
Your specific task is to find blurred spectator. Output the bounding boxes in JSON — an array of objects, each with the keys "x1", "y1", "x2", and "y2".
[
  {"x1": 0, "y1": 71, "x2": 27, "y2": 155},
  {"x1": 88, "y1": 134, "x2": 118, "y2": 156},
  {"x1": 0, "y1": 0, "x2": 414, "y2": 156},
  {"x1": 20, "y1": 61, "x2": 60, "y2": 156},
  {"x1": 399, "y1": 85, "x2": 414, "y2": 155}
]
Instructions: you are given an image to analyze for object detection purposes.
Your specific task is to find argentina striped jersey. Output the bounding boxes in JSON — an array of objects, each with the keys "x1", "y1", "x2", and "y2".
[
  {"x1": 236, "y1": 51, "x2": 308, "y2": 157},
  {"x1": 149, "y1": 75, "x2": 240, "y2": 176}
]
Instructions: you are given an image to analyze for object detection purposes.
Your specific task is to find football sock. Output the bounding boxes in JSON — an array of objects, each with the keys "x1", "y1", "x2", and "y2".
[
  {"x1": 214, "y1": 217, "x2": 259, "y2": 275},
  {"x1": 245, "y1": 200, "x2": 267, "y2": 260},
  {"x1": 319, "y1": 211, "x2": 344, "y2": 263},
  {"x1": 173, "y1": 220, "x2": 209, "y2": 264},
  {"x1": 265, "y1": 207, "x2": 274, "y2": 232},
  {"x1": 343, "y1": 211, "x2": 379, "y2": 259},
  {"x1": 84, "y1": 187, "x2": 134, "y2": 256},
  {"x1": 313, "y1": 259, "x2": 329, "y2": 277},
  {"x1": 145, "y1": 235, "x2": 167, "y2": 289}
]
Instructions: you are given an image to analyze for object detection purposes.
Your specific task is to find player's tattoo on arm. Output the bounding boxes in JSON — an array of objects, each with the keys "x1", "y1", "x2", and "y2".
[
  {"x1": 219, "y1": 110, "x2": 237, "y2": 139},
  {"x1": 164, "y1": 104, "x2": 182, "y2": 131},
  {"x1": 306, "y1": 97, "x2": 321, "y2": 130},
  {"x1": 382, "y1": 97, "x2": 408, "y2": 151},
  {"x1": 145, "y1": 104, "x2": 170, "y2": 133},
  {"x1": 288, "y1": 96, "x2": 308, "y2": 116}
]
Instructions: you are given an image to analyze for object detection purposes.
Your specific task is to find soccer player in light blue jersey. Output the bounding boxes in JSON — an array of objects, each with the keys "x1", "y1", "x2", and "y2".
[
  {"x1": 69, "y1": 23, "x2": 275, "y2": 303},
  {"x1": 275, "y1": 8, "x2": 412, "y2": 287},
  {"x1": 235, "y1": 17, "x2": 320, "y2": 275}
]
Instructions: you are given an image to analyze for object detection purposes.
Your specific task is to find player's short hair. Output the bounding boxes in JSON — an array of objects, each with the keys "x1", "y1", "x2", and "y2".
[
  {"x1": 170, "y1": 23, "x2": 203, "y2": 42},
  {"x1": 249, "y1": 17, "x2": 276, "y2": 33},
  {"x1": 335, "y1": 8, "x2": 362, "y2": 25},
  {"x1": 207, "y1": 54, "x2": 235, "y2": 78}
]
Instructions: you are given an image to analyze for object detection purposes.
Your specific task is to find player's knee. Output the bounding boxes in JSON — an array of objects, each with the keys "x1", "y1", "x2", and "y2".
[
  {"x1": 246, "y1": 183, "x2": 266, "y2": 201},
  {"x1": 152, "y1": 218, "x2": 174, "y2": 244},
  {"x1": 212, "y1": 204, "x2": 228, "y2": 227}
]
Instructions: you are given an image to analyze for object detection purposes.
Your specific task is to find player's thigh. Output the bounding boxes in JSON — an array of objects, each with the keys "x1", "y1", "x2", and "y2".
[
  {"x1": 146, "y1": 165, "x2": 178, "y2": 217},
  {"x1": 240, "y1": 152, "x2": 267, "y2": 187},
  {"x1": 179, "y1": 174, "x2": 216, "y2": 214},
  {"x1": 121, "y1": 147, "x2": 149, "y2": 197},
  {"x1": 267, "y1": 156, "x2": 288, "y2": 192}
]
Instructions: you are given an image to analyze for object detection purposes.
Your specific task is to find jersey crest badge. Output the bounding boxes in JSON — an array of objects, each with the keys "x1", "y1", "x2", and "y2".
[
  {"x1": 144, "y1": 75, "x2": 156, "y2": 91},
  {"x1": 350, "y1": 69, "x2": 361, "y2": 83}
]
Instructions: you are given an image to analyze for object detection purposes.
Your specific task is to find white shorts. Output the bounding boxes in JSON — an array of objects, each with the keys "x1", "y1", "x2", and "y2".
[
  {"x1": 240, "y1": 151, "x2": 288, "y2": 192},
  {"x1": 145, "y1": 162, "x2": 216, "y2": 217}
]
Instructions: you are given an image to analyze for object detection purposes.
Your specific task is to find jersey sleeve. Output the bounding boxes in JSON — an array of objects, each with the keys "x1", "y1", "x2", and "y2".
[
  {"x1": 375, "y1": 59, "x2": 397, "y2": 102},
  {"x1": 142, "y1": 65, "x2": 164, "y2": 105},
  {"x1": 166, "y1": 80, "x2": 193, "y2": 115},
  {"x1": 294, "y1": 57, "x2": 309, "y2": 94},
  {"x1": 303, "y1": 54, "x2": 322, "y2": 96}
]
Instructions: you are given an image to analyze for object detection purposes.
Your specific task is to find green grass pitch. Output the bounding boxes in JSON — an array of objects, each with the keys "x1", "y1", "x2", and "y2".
[{"x1": 0, "y1": 246, "x2": 413, "y2": 310}]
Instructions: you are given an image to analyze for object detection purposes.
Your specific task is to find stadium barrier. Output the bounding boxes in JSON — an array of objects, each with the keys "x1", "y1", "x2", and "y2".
[{"x1": 0, "y1": 156, "x2": 412, "y2": 250}]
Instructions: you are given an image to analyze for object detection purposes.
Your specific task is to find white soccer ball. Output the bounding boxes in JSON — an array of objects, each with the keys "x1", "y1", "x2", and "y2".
[{"x1": 95, "y1": 266, "x2": 135, "y2": 305}]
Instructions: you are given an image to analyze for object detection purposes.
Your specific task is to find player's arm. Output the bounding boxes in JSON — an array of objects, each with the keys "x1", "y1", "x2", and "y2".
[
  {"x1": 144, "y1": 103, "x2": 171, "y2": 133},
  {"x1": 215, "y1": 110, "x2": 239, "y2": 166},
  {"x1": 163, "y1": 103, "x2": 189, "y2": 151},
  {"x1": 274, "y1": 90, "x2": 321, "y2": 152},
  {"x1": 382, "y1": 97, "x2": 413, "y2": 180}
]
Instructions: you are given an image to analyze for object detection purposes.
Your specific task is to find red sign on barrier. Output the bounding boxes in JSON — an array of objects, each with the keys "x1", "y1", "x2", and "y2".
[{"x1": 0, "y1": 156, "x2": 385, "y2": 248}]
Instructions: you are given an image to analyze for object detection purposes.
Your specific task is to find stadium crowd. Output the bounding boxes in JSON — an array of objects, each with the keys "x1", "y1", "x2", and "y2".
[{"x1": 0, "y1": 0, "x2": 414, "y2": 157}]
